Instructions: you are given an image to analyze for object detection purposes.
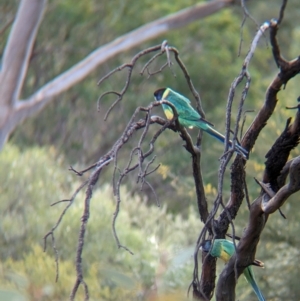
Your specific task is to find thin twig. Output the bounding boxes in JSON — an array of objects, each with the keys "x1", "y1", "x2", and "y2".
[
  {"x1": 98, "y1": 44, "x2": 163, "y2": 120},
  {"x1": 277, "y1": 0, "x2": 288, "y2": 25},
  {"x1": 69, "y1": 163, "x2": 98, "y2": 176},
  {"x1": 44, "y1": 180, "x2": 88, "y2": 282}
]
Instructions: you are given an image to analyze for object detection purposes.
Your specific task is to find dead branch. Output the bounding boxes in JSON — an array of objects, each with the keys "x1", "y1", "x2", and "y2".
[
  {"x1": 216, "y1": 100, "x2": 300, "y2": 300},
  {"x1": 70, "y1": 157, "x2": 112, "y2": 301},
  {"x1": 262, "y1": 156, "x2": 300, "y2": 214},
  {"x1": 98, "y1": 40, "x2": 208, "y2": 223},
  {"x1": 214, "y1": 3, "x2": 300, "y2": 299},
  {"x1": 67, "y1": 100, "x2": 182, "y2": 299},
  {"x1": 213, "y1": 20, "x2": 271, "y2": 235},
  {"x1": 216, "y1": 13, "x2": 300, "y2": 239},
  {"x1": 264, "y1": 107, "x2": 300, "y2": 189},
  {"x1": 66, "y1": 35, "x2": 220, "y2": 299},
  {"x1": 191, "y1": 15, "x2": 271, "y2": 301},
  {"x1": 97, "y1": 44, "x2": 163, "y2": 120},
  {"x1": 44, "y1": 102, "x2": 174, "y2": 297},
  {"x1": 0, "y1": 0, "x2": 235, "y2": 149},
  {"x1": 44, "y1": 180, "x2": 89, "y2": 282}
]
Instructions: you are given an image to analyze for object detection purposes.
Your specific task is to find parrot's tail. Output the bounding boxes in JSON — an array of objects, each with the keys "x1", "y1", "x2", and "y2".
[
  {"x1": 244, "y1": 267, "x2": 266, "y2": 301},
  {"x1": 204, "y1": 126, "x2": 249, "y2": 159}
]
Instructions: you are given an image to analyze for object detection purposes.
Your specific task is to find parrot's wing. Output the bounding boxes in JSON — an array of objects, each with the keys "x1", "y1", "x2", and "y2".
[
  {"x1": 166, "y1": 89, "x2": 191, "y2": 104},
  {"x1": 169, "y1": 97, "x2": 214, "y2": 127},
  {"x1": 201, "y1": 239, "x2": 235, "y2": 261}
]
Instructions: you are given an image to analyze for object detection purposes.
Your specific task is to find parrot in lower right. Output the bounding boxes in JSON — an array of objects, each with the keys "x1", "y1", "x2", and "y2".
[{"x1": 200, "y1": 239, "x2": 265, "y2": 301}]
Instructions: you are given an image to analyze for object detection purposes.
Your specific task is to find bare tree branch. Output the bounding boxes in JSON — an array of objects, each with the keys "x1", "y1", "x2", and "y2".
[
  {"x1": 98, "y1": 41, "x2": 209, "y2": 222},
  {"x1": 44, "y1": 180, "x2": 89, "y2": 282},
  {"x1": 50, "y1": 35, "x2": 217, "y2": 298},
  {"x1": 216, "y1": 104, "x2": 300, "y2": 300},
  {"x1": 70, "y1": 157, "x2": 112, "y2": 301},
  {"x1": 215, "y1": 14, "x2": 300, "y2": 238},
  {"x1": 0, "y1": 0, "x2": 236, "y2": 149},
  {"x1": 262, "y1": 156, "x2": 300, "y2": 214},
  {"x1": 190, "y1": 18, "x2": 271, "y2": 301},
  {"x1": 215, "y1": 6, "x2": 300, "y2": 299}
]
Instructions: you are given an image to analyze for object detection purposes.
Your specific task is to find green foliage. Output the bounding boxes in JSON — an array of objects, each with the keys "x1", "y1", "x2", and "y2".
[
  {"x1": 0, "y1": 144, "x2": 72, "y2": 260},
  {"x1": 0, "y1": 144, "x2": 200, "y2": 300}
]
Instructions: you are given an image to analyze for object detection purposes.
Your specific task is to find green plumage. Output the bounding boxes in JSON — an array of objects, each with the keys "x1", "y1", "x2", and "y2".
[
  {"x1": 154, "y1": 87, "x2": 248, "y2": 159},
  {"x1": 201, "y1": 239, "x2": 265, "y2": 301}
]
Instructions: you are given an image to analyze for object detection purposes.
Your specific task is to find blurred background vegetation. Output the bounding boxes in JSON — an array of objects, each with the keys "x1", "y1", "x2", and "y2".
[{"x1": 1, "y1": 0, "x2": 300, "y2": 300}]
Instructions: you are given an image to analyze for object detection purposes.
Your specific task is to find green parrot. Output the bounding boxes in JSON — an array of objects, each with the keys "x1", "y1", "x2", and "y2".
[
  {"x1": 201, "y1": 239, "x2": 265, "y2": 301},
  {"x1": 153, "y1": 87, "x2": 248, "y2": 159}
]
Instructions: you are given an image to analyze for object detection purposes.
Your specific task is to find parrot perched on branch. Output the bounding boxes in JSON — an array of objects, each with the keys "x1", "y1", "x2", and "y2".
[
  {"x1": 154, "y1": 87, "x2": 248, "y2": 159},
  {"x1": 200, "y1": 239, "x2": 265, "y2": 301}
]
